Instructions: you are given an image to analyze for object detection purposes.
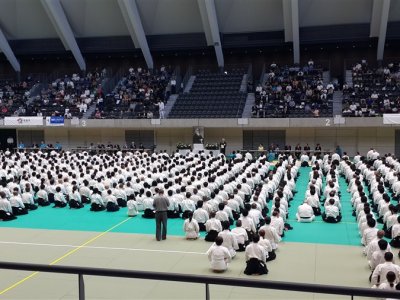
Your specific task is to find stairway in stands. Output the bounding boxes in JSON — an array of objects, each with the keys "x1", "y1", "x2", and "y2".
[{"x1": 332, "y1": 91, "x2": 343, "y2": 117}]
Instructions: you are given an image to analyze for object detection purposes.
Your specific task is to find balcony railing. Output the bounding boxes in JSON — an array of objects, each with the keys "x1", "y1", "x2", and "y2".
[{"x1": 0, "y1": 261, "x2": 399, "y2": 300}]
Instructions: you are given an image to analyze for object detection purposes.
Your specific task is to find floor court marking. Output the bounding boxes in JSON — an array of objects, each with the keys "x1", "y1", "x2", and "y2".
[
  {"x1": 0, "y1": 217, "x2": 131, "y2": 296},
  {"x1": 0, "y1": 241, "x2": 206, "y2": 255}
]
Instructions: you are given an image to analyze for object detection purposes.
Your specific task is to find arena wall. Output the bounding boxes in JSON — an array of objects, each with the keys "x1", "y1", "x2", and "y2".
[{"x1": 5, "y1": 117, "x2": 397, "y2": 157}]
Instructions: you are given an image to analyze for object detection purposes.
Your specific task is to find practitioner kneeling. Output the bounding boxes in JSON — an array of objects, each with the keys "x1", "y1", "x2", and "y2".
[
  {"x1": 105, "y1": 190, "x2": 120, "y2": 212},
  {"x1": 296, "y1": 201, "x2": 315, "y2": 223},
  {"x1": 206, "y1": 236, "x2": 231, "y2": 272},
  {"x1": 322, "y1": 198, "x2": 342, "y2": 223},
  {"x1": 244, "y1": 235, "x2": 268, "y2": 275},
  {"x1": 90, "y1": 188, "x2": 106, "y2": 211}
]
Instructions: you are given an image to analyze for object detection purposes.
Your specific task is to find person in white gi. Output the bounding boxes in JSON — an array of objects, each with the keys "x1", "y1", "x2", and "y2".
[
  {"x1": 183, "y1": 211, "x2": 200, "y2": 239},
  {"x1": 127, "y1": 198, "x2": 139, "y2": 217},
  {"x1": 296, "y1": 201, "x2": 315, "y2": 222},
  {"x1": 206, "y1": 236, "x2": 231, "y2": 272},
  {"x1": 231, "y1": 220, "x2": 248, "y2": 252},
  {"x1": 218, "y1": 222, "x2": 238, "y2": 258},
  {"x1": 244, "y1": 235, "x2": 268, "y2": 275},
  {"x1": 371, "y1": 252, "x2": 400, "y2": 285}
]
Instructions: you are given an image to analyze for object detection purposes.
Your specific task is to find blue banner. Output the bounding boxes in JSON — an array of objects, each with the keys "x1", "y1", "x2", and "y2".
[{"x1": 46, "y1": 116, "x2": 65, "y2": 126}]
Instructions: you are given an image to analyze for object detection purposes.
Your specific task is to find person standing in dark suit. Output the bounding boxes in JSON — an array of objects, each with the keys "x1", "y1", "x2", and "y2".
[
  {"x1": 294, "y1": 144, "x2": 302, "y2": 159},
  {"x1": 304, "y1": 143, "x2": 311, "y2": 157},
  {"x1": 153, "y1": 189, "x2": 170, "y2": 241},
  {"x1": 193, "y1": 128, "x2": 204, "y2": 144},
  {"x1": 315, "y1": 143, "x2": 322, "y2": 159},
  {"x1": 220, "y1": 138, "x2": 227, "y2": 155}
]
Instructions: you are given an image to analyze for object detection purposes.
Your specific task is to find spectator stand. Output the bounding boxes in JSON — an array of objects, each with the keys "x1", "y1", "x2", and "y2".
[
  {"x1": 28, "y1": 68, "x2": 108, "y2": 119},
  {"x1": 0, "y1": 76, "x2": 37, "y2": 118},
  {"x1": 252, "y1": 61, "x2": 333, "y2": 119},
  {"x1": 91, "y1": 65, "x2": 173, "y2": 119},
  {"x1": 342, "y1": 60, "x2": 400, "y2": 117}
]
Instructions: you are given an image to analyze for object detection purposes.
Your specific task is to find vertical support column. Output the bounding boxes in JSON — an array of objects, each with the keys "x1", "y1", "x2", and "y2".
[
  {"x1": 0, "y1": 28, "x2": 20, "y2": 72},
  {"x1": 291, "y1": 0, "x2": 300, "y2": 64},
  {"x1": 204, "y1": 0, "x2": 224, "y2": 68},
  {"x1": 41, "y1": 0, "x2": 86, "y2": 71},
  {"x1": 377, "y1": 0, "x2": 391, "y2": 61},
  {"x1": 118, "y1": 0, "x2": 154, "y2": 70},
  {"x1": 282, "y1": 0, "x2": 300, "y2": 64}
]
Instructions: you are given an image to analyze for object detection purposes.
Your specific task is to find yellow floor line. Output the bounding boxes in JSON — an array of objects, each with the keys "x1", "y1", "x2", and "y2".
[{"x1": 0, "y1": 217, "x2": 131, "y2": 296}]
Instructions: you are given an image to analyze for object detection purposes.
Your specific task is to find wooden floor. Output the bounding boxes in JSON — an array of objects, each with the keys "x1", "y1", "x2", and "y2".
[{"x1": 0, "y1": 227, "x2": 372, "y2": 300}]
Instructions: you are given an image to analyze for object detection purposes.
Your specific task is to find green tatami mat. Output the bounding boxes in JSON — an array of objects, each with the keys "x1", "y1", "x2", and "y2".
[
  {"x1": 281, "y1": 167, "x2": 362, "y2": 246},
  {"x1": 0, "y1": 167, "x2": 364, "y2": 246}
]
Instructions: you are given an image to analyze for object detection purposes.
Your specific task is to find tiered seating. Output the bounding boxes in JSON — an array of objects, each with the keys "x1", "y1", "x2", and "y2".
[
  {"x1": 253, "y1": 62, "x2": 333, "y2": 118},
  {"x1": 342, "y1": 61, "x2": 400, "y2": 117},
  {"x1": 0, "y1": 78, "x2": 34, "y2": 117},
  {"x1": 91, "y1": 66, "x2": 172, "y2": 119},
  {"x1": 30, "y1": 70, "x2": 106, "y2": 118},
  {"x1": 168, "y1": 70, "x2": 247, "y2": 118}
]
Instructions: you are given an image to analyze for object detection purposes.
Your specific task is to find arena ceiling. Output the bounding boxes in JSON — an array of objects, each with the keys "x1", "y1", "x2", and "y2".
[{"x1": 0, "y1": 0, "x2": 399, "y2": 71}]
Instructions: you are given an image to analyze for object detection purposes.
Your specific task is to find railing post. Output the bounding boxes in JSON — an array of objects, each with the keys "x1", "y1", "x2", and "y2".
[
  {"x1": 205, "y1": 283, "x2": 210, "y2": 300},
  {"x1": 78, "y1": 273, "x2": 85, "y2": 300}
]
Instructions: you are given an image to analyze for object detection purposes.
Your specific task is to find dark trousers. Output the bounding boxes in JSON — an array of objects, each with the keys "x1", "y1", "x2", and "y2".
[
  {"x1": 155, "y1": 211, "x2": 168, "y2": 241},
  {"x1": 69, "y1": 200, "x2": 84, "y2": 209},
  {"x1": 12, "y1": 207, "x2": 28, "y2": 215},
  {"x1": 38, "y1": 198, "x2": 50, "y2": 206},
  {"x1": 117, "y1": 198, "x2": 127, "y2": 207},
  {"x1": 53, "y1": 201, "x2": 67, "y2": 208},
  {"x1": 0, "y1": 210, "x2": 16, "y2": 221},
  {"x1": 107, "y1": 202, "x2": 120, "y2": 212},
  {"x1": 90, "y1": 203, "x2": 105, "y2": 211}
]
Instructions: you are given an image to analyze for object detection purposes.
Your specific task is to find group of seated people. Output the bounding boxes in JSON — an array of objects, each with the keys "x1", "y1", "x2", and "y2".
[
  {"x1": 342, "y1": 60, "x2": 400, "y2": 117},
  {"x1": 0, "y1": 78, "x2": 34, "y2": 117},
  {"x1": 94, "y1": 66, "x2": 172, "y2": 119},
  {"x1": 31, "y1": 69, "x2": 106, "y2": 118},
  {"x1": 0, "y1": 147, "x2": 302, "y2": 275},
  {"x1": 253, "y1": 61, "x2": 333, "y2": 118},
  {"x1": 340, "y1": 150, "x2": 400, "y2": 291},
  {"x1": 5, "y1": 145, "x2": 400, "y2": 284},
  {"x1": 295, "y1": 154, "x2": 343, "y2": 223}
]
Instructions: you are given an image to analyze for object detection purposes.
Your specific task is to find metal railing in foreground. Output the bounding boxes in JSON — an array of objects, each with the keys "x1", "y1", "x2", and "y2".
[{"x1": 0, "y1": 261, "x2": 399, "y2": 300}]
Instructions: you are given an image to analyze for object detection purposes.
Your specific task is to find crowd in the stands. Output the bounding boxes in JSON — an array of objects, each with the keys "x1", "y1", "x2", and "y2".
[
  {"x1": 0, "y1": 78, "x2": 34, "y2": 117},
  {"x1": 342, "y1": 60, "x2": 400, "y2": 117},
  {"x1": 253, "y1": 60, "x2": 334, "y2": 118},
  {"x1": 29, "y1": 69, "x2": 107, "y2": 119},
  {"x1": 92, "y1": 66, "x2": 173, "y2": 119}
]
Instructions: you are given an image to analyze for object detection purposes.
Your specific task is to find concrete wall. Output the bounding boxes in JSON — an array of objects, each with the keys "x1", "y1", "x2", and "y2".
[
  {"x1": 19, "y1": 126, "x2": 394, "y2": 157},
  {"x1": 9, "y1": 117, "x2": 397, "y2": 155}
]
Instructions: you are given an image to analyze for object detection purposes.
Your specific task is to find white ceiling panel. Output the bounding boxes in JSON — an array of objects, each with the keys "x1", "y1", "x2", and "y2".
[
  {"x1": 0, "y1": 0, "x2": 58, "y2": 39},
  {"x1": 136, "y1": 0, "x2": 203, "y2": 35},
  {"x1": 299, "y1": 0, "x2": 374, "y2": 27},
  {"x1": 215, "y1": 0, "x2": 284, "y2": 33},
  {"x1": 389, "y1": 0, "x2": 400, "y2": 22},
  {"x1": 60, "y1": 0, "x2": 129, "y2": 37}
]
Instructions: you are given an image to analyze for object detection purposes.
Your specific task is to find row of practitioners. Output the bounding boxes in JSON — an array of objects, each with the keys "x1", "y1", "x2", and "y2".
[
  {"x1": 295, "y1": 159, "x2": 343, "y2": 223},
  {"x1": 0, "y1": 148, "x2": 275, "y2": 221},
  {"x1": 340, "y1": 153, "x2": 400, "y2": 292}
]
